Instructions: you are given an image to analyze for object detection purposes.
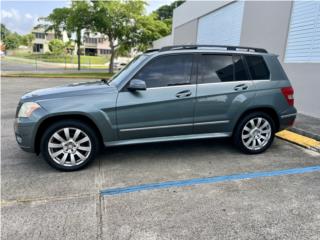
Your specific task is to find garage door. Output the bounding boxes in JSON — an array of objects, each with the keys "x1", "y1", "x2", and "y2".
[{"x1": 197, "y1": 1, "x2": 245, "y2": 45}]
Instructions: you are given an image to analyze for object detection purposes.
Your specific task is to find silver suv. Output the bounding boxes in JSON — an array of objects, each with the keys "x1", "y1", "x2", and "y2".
[{"x1": 14, "y1": 45, "x2": 297, "y2": 171}]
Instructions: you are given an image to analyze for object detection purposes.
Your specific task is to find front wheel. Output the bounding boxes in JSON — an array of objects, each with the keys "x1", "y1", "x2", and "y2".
[
  {"x1": 40, "y1": 120, "x2": 99, "y2": 171},
  {"x1": 233, "y1": 112, "x2": 275, "y2": 154}
]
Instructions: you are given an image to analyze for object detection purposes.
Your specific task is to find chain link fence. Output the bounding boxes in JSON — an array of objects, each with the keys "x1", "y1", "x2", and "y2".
[{"x1": 2, "y1": 52, "x2": 109, "y2": 72}]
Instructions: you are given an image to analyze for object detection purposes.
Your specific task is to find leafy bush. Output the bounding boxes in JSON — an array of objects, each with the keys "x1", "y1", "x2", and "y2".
[{"x1": 48, "y1": 39, "x2": 65, "y2": 55}]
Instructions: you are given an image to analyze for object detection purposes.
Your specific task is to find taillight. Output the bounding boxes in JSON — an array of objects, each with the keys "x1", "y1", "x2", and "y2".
[{"x1": 281, "y1": 87, "x2": 294, "y2": 106}]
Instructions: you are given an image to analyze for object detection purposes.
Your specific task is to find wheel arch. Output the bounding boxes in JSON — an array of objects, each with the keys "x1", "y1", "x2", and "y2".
[
  {"x1": 233, "y1": 107, "x2": 280, "y2": 134},
  {"x1": 34, "y1": 114, "x2": 104, "y2": 154}
]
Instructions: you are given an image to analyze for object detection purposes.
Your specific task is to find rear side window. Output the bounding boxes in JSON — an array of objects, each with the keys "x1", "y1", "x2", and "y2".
[
  {"x1": 245, "y1": 55, "x2": 270, "y2": 80},
  {"x1": 198, "y1": 55, "x2": 249, "y2": 84},
  {"x1": 234, "y1": 55, "x2": 249, "y2": 81},
  {"x1": 199, "y1": 55, "x2": 233, "y2": 83},
  {"x1": 134, "y1": 54, "x2": 193, "y2": 88}
]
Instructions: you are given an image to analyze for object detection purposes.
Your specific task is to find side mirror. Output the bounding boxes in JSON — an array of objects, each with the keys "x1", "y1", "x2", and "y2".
[{"x1": 128, "y1": 79, "x2": 146, "y2": 91}]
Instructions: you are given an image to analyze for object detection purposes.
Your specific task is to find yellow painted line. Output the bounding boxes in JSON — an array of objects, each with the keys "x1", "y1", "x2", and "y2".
[{"x1": 276, "y1": 130, "x2": 320, "y2": 152}]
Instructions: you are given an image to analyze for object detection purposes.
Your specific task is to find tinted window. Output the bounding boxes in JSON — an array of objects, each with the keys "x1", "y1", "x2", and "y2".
[
  {"x1": 134, "y1": 54, "x2": 193, "y2": 88},
  {"x1": 199, "y1": 55, "x2": 234, "y2": 83},
  {"x1": 199, "y1": 55, "x2": 249, "y2": 83},
  {"x1": 245, "y1": 55, "x2": 270, "y2": 80},
  {"x1": 234, "y1": 55, "x2": 249, "y2": 80}
]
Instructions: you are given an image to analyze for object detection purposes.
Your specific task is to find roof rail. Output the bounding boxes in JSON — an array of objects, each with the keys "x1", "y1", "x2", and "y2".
[
  {"x1": 159, "y1": 45, "x2": 268, "y2": 53},
  {"x1": 144, "y1": 48, "x2": 160, "y2": 53}
]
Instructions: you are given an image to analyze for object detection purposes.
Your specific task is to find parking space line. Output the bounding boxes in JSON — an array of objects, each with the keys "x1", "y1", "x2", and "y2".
[
  {"x1": 100, "y1": 165, "x2": 320, "y2": 196},
  {"x1": 276, "y1": 130, "x2": 320, "y2": 152}
]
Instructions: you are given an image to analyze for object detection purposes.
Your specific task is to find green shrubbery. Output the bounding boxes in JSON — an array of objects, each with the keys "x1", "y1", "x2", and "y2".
[{"x1": 48, "y1": 39, "x2": 65, "y2": 55}]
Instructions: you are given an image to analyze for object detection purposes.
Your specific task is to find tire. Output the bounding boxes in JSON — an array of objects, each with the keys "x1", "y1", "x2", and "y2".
[
  {"x1": 40, "y1": 120, "x2": 99, "y2": 171},
  {"x1": 233, "y1": 112, "x2": 275, "y2": 154}
]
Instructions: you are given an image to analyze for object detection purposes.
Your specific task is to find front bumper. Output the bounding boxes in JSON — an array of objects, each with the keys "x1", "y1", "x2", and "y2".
[{"x1": 14, "y1": 118, "x2": 37, "y2": 153}]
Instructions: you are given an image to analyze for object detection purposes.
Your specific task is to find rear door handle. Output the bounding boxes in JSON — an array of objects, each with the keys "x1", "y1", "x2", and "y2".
[
  {"x1": 234, "y1": 84, "x2": 248, "y2": 91},
  {"x1": 176, "y1": 90, "x2": 192, "y2": 98}
]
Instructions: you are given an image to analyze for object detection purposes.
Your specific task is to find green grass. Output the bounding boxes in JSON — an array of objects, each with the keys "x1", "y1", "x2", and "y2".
[
  {"x1": 2, "y1": 72, "x2": 114, "y2": 79},
  {"x1": 10, "y1": 52, "x2": 109, "y2": 65}
]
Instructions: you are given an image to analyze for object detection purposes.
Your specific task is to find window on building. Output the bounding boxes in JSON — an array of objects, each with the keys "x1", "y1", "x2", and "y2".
[
  {"x1": 100, "y1": 49, "x2": 109, "y2": 54},
  {"x1": 34, "y1": 33, "x2": 45, "y2": 39},
  {"x1": 33, "y1": 44, "x2": 43, "y2": 52},
  {"x1": 285, "y1": 1, "x2": 320, "y2": 62},
  {"x1": 134, "y1": 54, "x2": 193, "y2": 88},
  {"x1": 245, "y1": 56, "x2": 270, "y2": 80}
]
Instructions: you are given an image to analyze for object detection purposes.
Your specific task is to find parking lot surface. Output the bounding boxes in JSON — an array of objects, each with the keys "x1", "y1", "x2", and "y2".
[{"x1": 1, "y1": 77, "x2": 320, "y2": 240}]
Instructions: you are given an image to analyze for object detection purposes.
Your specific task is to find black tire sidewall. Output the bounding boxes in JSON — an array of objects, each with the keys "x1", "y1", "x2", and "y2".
[
  {"x1": 233, "y1": 112, "x2": 275, "y2": 154},
  {"x1": 40, "y1": 120, "x2": 99, "y2": 171}
]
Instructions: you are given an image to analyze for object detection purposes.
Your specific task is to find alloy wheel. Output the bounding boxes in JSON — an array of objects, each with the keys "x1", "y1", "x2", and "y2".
[
  {"x1": 241, "y1": 117, "x2": 272, "y2": 151},
  {"x1": 48, "y1": 127, "x2": 92, "y2": 167}
]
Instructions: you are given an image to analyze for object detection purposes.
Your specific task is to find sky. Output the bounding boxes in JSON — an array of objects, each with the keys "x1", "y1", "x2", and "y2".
[{"x1": 1, "y1": 0, "x2": 174, "y2": 35}]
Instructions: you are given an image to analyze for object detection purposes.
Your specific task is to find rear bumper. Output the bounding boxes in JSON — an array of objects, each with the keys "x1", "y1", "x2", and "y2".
[{"x1": 279, "y1": 111, "x2": 297, "y2": 131}]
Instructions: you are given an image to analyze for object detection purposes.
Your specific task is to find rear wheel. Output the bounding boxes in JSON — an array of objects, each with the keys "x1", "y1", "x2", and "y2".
[
  {"x1": 233, "y1": 112, "x2": 275, "y2": 154},
  {"x1": 40, "y1": 120, "x2": 99, "y2": 171}
]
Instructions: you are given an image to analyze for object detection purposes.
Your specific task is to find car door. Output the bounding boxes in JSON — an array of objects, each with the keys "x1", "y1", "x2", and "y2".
[
  {"x1": 116, "y1": 54, "x2": 196, "y2": 140},
  {"x1": 194, "y1": 54, "x2": 255, "y2": 134}
]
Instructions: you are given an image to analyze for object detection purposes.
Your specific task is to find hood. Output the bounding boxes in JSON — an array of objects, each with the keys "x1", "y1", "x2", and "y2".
[{"x1": 21, "y1": 81, "x2": 117, "y2": 101}]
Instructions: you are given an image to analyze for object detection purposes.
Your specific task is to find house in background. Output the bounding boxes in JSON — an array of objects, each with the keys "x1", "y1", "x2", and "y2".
[
  {"x1": 153, "y1": 0, "x2": 320, "y2": 118},
  {"x1": 32, "y1": 28, "x2": 111, "y2": 56},
  {"x1": 32, "y1": 26, "x2": 69, "y2": 53},
  {"x1": 83, "y1": 32, "x2": 111, "y2": 56}
]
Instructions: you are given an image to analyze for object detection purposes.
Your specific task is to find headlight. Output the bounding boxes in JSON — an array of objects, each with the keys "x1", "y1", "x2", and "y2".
[{"x1": 18, "y1": 102, "x2": 41, "y2": 118}]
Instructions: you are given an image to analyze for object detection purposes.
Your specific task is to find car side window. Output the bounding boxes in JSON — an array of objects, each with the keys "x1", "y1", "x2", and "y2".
[
  {"x1": 199, "y1": 55, "x2": 234, "y2": 83},
  {"x1": 234, "y1": 55, "x2": 249, "y2": 80},
  {"x1": 134, "y1": 54, "x2": 193, "y2": 88},
  {"x1": 198, "y1": 54, "x2": 250, "y2": 84},
  {"x1": 245, "y1": 55, "x2": 270, "y2": 80}
]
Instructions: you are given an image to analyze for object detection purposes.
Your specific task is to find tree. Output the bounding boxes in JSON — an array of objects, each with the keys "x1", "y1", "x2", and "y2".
[
  {"x1": 1, "y1": 24, "x2": 11, "y2": 41},
  {"x1": 153, "y1": 0, "x2": 185, "y2": 32},
  {"x1": 154, "y1": 1, "x2": 185, "y2": 20},
  {"x1": 130, "y1": 14, "x2": 170, "y2": 51},
  {"x1": 93, "y1": 0, "x2": 146, "y2": 73},
  {"x1": 66, "y1": 0, "x2": 92, "y2": 70},
  {"x1": 44, "y1": 1, "x2": 91, "y2": 70},
  {"x1": 48, "y1": 39, "x2": 65, "y2": 55},
  {"x1": 20, "y1": 33, "x2": 35, "y2": 47},
  {"x1": 44, "y1": 7, "x2": 70, "y2": 39},
  {"x1": 3, "y1": 33, "x2": 21, "y2": 50}
]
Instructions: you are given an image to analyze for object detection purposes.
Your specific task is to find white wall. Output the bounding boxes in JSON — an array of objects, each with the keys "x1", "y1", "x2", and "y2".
[
  {"x1": 240, "y1": 1, "x2": 320, "y2": 118},
  {"x1": 197, "y1": 1, "x2": 244, "y2": 45},
  {"x1": 153, "y1": 35, "x2": 173, "y2": 49},
  {"x1": 173, "y1": 0, "x2": 233, "y2": 28}
]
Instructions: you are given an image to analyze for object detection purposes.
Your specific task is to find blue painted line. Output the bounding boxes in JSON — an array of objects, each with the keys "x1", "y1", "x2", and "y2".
[{"x1": 100, "y1": 165, "x2": 320, "y2": 196}]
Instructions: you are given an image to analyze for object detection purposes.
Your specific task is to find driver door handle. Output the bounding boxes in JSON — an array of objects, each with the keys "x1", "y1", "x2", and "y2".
[{"x1": 176, "y1": 90, "x2": 192, "y2": 98}]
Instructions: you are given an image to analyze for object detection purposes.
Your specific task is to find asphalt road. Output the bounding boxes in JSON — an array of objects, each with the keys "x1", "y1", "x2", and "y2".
[{"x1": 1, "y1": 77, "x2": 320, "y2": 240}]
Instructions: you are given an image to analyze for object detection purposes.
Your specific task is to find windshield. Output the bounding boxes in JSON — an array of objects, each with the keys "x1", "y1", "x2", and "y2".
[{"x1": 108, "y1": 54, "x2": 148, "y2": 87}]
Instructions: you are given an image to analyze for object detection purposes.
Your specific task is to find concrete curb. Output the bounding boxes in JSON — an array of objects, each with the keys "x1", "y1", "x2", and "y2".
[
  {"x1": 276, "y1": 130, "x2": 320, "y2": 153},
  {"x1": 289, "y1": 126, "x2": 320, "y2": 142}
]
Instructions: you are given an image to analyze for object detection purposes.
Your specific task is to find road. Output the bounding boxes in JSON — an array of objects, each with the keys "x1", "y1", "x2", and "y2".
[{"x1": 1, "y1": 77, "x2": 320, "y2": 240}]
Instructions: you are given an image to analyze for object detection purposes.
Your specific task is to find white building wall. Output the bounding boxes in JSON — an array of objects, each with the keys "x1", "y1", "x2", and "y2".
[
  {"x1": 197, "y1": 1, "x2": 244, "y2": 45},
  {"x1": 240, "y1": 1, "x2": 320, "y2": 118},
  {"x1": 173, "y1": 0, "x2": 233, "y2": 28},
  {"x1": 153, "y1": 35, "x2": 173, "y2": 49}
]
